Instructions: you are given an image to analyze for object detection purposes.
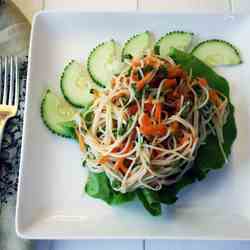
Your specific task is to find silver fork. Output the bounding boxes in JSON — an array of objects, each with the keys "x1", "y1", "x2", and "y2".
[{"x1": 0, "y1": 56, "x2": 19, "y2": 150}]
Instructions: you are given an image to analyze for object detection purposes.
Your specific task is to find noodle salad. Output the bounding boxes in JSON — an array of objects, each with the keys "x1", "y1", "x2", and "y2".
[
  {"x1": 79, "y1": 54, "x2": 228, "y2": 193},
  {"x1": 41, "y1": 31, "x2": 238, "y2": 215}
]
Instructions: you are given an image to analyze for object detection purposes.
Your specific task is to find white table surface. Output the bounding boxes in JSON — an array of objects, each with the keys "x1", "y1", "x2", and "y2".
[
  {"x1": 11, "y1": 0, "x2": 250, "y2": 249},
  {"x1": 35, "y1": 240, "x2": 250, "y2": 250}
]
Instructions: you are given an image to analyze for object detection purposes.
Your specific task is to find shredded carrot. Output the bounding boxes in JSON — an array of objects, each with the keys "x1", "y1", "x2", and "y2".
[
  {"x1": 111, "y1": 78, "x2": 116, "y2": 86},
  {"x1": 179, "y1": 133, "x2": 190, "y2": 145},
  {"x1": 120, "y1": 164, "x2": 129, "y2": 174},
  {"x1": 172, "y1": 92, "x2": 178, "y2": 98},
  {"x1": 172, "y1": 90, "x2": 180, "y2": 98},
  {"x1": 112, "y1": 140, "x2": 133, "y2": 154},
  {"x1": 170, "y1": 122, "x2": 179, "y2": 134},
  {"x1": 114, "y1": 158, "x2": 129, "y2": 174},
  {"x1": 140, "y1": 123, "x2": 167, "y2": 137},
  {"x1": 197, "y1": 77, "x2": 208, "y2": 87},
  {"x1": 127, "y1": 104, "x2": 138, "y2": 115},
  {"x1": 75, "y1": 128, "x2": 85, "y2": 152},
  {"x1": 111, "y1": 146, "x2": 121, "y2": 153},
  {"x1": 98, "y1": 155, "x2": 109, "y2": 164},
  {"x1": 154, "y1": 102, "x2": 162, "y2": 122},
  {"x1": 144, "y1": 96, "x2": 153, "y2": 112},
  {"x1": 131, "y1": 69, "x2": 139, "y2": 81},
  {"x1": 168, "y1": 65, "x2": 184, "y2": 78},
  {"x1": 114, "y1": 158, "x2": 124, "y2": 169},
  {"x1": 130, "y1": 129, "x2": 137, "y2": 141},
  {"x1": 139, "y1": 113, "x2": 167, "y2": 136},
  {"x1": 164, "y1": 78, "x2": 177, "y2": 88},
  {"x1": 122, "y1": 142, "x2": 133, "y2": 154},
  {"x1": 144, "y1": 55, "x2": 160, "y2": 67},
  {"x1": 209, "y1": 90, "x2": 222, "y2": 107},
  {"x1": 155, "y1": 123, "x2": 167, "y2": 136},
  {"x1": 131, "y1": 57, "x2": 141, "y2": 68},
  {"x1": 144, "y1": 103, "x2": 153, "y2": 112},
  {"x1": 139, "y1": 113, "x2": 152, "y2": 127},
  {"x1": 136, "y1": 71, "x2": 155, "y2": 91},
  {"x1": 146, "y1": 95, "x2": 153, "y2": 103}
]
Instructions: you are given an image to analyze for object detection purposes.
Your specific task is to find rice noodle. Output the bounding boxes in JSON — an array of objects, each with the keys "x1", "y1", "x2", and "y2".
[{"x1": 77, "y1": 54, "x2": 229, "y2": 193}]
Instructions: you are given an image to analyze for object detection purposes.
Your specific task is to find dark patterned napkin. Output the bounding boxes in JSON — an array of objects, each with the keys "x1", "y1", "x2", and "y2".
[
  {"x1": 0, "y1": 60, "x2": 34, "y2": 250},
  {"x1": 0, "y1": 1, "x2": 33, "y2": 249},
  {"x1": 0, "y1": 59, "x2": 27, "y2": 205}
]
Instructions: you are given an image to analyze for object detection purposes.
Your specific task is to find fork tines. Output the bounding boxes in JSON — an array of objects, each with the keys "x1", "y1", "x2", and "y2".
[{"x1": 0, "y1": 56, "x2": 19, "y2": 106}]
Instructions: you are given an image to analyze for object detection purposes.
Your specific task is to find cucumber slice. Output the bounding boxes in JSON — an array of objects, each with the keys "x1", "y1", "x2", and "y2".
[
  {"x1": 41, "y1": 89, "x2": 77, "y2": 138},
  {"x1": 191, "y1": 39, "x2": 242, "y2": 66},
  {"x1": 122, "y1": 31, "x2": 152, "y2": 60},
  {"x1": 154, "y1": 31, "x2": 193, "y2": 58},
  {"x1": 61, "y1": 60, "x2": 94, "y2": 108},
  {"x1": 87, "y1": 40, "x2": 123, "y2": 88}
]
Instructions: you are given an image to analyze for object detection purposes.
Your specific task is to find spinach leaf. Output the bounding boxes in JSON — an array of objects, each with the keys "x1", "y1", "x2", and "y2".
[
  {"x1": 158, "y1": 169, "x2": 197, "y2": 204},
  {"x1": 85, "y1": 172, "x2": 135, "y2": 205},
  {"x1": 194, "y1": 104, "x2": 237, "y2": 176},
  {"x1": 85, "y1": 172, "x2": 111, "y2": 203},
  {"x1": 136, "y1": 189, "x2": 162, "y2": 216},
  {"x1": 110, "y1": 192, "x2": 135, "y2": 205}
]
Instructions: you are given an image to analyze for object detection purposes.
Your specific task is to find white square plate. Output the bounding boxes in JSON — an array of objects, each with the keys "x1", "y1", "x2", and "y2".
[{"x1": 16, "y1": 11, "x2": 250, "y2": 239}]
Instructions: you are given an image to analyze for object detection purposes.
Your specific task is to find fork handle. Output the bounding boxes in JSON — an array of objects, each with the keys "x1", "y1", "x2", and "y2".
[{"x1": 0, "y1": 121, "x2": 6, "y2": 151}]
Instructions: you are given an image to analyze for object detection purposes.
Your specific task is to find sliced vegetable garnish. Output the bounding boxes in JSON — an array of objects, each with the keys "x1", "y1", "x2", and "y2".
[
  {"x1": 41, "y1": 90, "x2": 76, "y2": 138},
  {"x1": 191, "y1": 39, "x2": 242, "y2": 66},
  {"x1": 122, "y1": 31, "x2": 152, "y2": 60},
  {"x1": 87, "y1": 40, "x2": 123, "y2": 88},
  {"x1": 61, "y1": 60, "x2": 94, "y2": 108},
  {"x1": 154, "y1": 31, "x2": 193, "y2": 58}
]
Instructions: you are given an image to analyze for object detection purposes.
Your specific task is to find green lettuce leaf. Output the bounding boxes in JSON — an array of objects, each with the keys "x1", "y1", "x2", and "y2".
[
  {"x1": 158, "y1": 170, "x2": 197, "y2": 205},
  {"x1": 194, "y1": 104, "x2": 237, "y2": 179},
  {"x1": 136, "y1": 189, "x2": 162, "y2": 216},
  {"x1": 85, "y1": 172, "x2": 135, "y2": 205}
]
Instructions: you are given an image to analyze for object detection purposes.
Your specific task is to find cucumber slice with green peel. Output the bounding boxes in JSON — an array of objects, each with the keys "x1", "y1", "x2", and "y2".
[
  {"x1": 87, "y1": 40, "x2": 123, "y2": 88},
  {"x1": 61, "y1": 60, "x2": 95, "y2": 108},
  {"x1": 41, "y1": 90, "x2": 77, "y2": 138},
  {"x1": 154, "y1": 31, "x2": 194, "y2": 58},
  {"x1": 122, "y1": 31, "x2": 152, "y2": 60},
  {"x1": 191, "y1": 39, "x2": 242, "y2": 66}
]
